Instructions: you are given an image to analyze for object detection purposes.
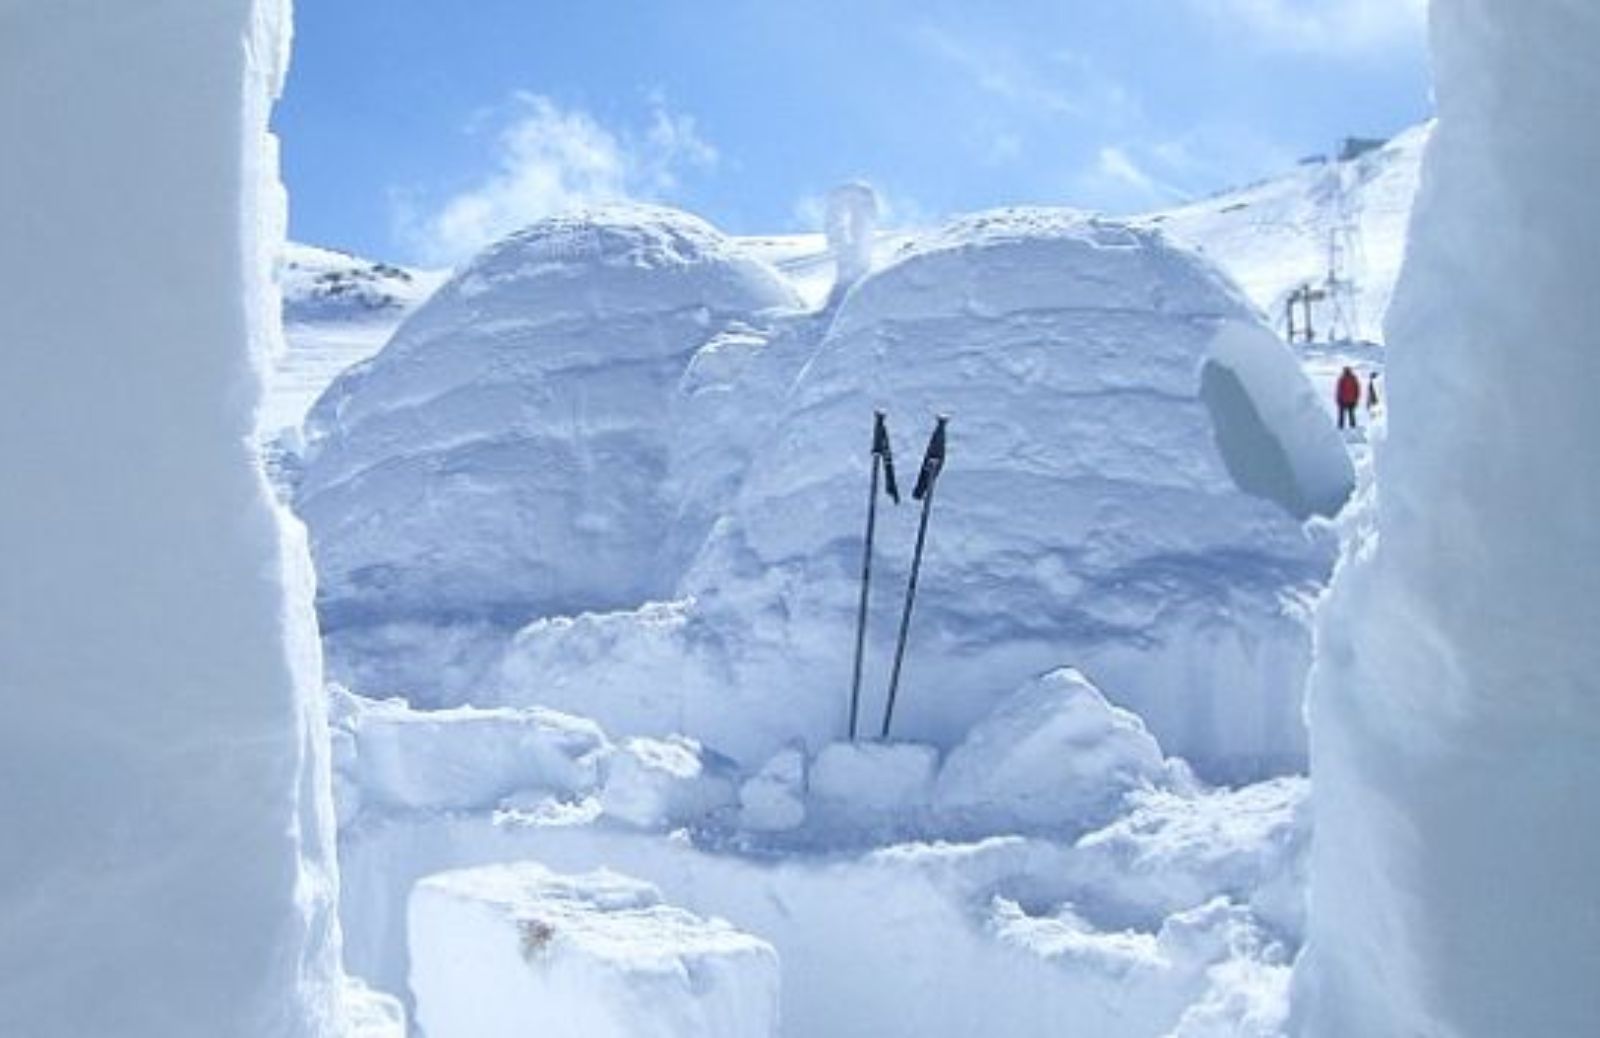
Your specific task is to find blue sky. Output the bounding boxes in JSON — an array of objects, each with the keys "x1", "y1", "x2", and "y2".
[{"x1": 274, "y1": 0, "x2": 1432, "y2": 267}]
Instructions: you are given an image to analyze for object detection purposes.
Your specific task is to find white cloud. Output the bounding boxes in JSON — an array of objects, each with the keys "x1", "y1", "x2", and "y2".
[
  {"x1": 399, "y1": 93, "x2": 718, "y2": 265},
  {"x1": 1188, "y1": 0, "x2": 1428, "y2": 55},
  {"x1": 1078, "y1": 146, "x2": 1190, "y2": 210},
  {"x1": 917, "y1": 28, "x2": 1139, "y2": 126}
]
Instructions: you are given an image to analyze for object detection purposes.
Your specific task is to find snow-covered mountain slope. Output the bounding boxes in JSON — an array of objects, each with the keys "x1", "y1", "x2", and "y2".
[
  {"x1": 729, "y1": 124, "x2": 1427, "y2": 348},
  {"x1": 1138, "y1": 125, "x2": 1428, "y2": 344},
  {"x1": 260, "y1": 243, "x2": 445, "y2": 441}
]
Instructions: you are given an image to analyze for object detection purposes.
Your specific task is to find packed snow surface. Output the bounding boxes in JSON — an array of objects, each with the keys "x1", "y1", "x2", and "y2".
[
  {"x1": 0, "y1": 1, "x2": 343, "y2": 1035},
  {"x1": 410, "y1": 863, "x2": 779, "y2": 1038},
  {"x1": 1294, "y1": 3, "x2": 1600, "y2": 1035}
]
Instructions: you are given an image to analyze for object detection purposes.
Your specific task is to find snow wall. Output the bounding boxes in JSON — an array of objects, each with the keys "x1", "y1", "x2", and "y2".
[
  {"x1": 1294, "y1": 1, "x2": 1600, "y2": 1034},
  {"x1": 0, "y1": 2, "x2": 345, "y2": 1035}
]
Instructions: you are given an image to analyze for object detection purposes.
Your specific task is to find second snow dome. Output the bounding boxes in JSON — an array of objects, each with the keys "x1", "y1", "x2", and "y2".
[{"x1": 296, "y1": 205, "x2": 800, "y2": 630}]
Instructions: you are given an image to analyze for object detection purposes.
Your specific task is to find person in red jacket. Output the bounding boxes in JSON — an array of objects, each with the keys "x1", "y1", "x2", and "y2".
[{"x1": 1337, "y1": 366, "x2": 1361, "y2": 429}]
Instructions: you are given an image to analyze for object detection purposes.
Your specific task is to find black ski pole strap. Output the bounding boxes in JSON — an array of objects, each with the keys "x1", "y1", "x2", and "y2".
[
  {"x1": 874, "y1": 410, "x2": 901, "y2": 505},
  {"x1": 912, "y1": 415, "x2": 948, "y2": 501}
]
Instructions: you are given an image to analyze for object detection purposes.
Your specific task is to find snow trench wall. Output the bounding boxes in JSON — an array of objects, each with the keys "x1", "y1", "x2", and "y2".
[
  {"x1": 0, "y1": 2, "x2": 344, "y2": 1036},
  {"x1": 1294, "y1": 1, "x2": 1600, "y2": 1034}
]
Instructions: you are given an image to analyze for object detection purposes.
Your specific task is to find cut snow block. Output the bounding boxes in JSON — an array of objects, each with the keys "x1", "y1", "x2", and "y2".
[
  {"x1": 738, "y1": 747, "x2": 807, "y2": 832},
  {"x1": 935, "y1": 668, "x2": 1166, "y2": 834},
  {"x1": 601, "y1": 735, "x2": 739, "y2": 830},
  {"x1": 809, "y1": 742, "x2": 938, "y2": 831},
  {"x1": 341, "y1": 690, "x2": 607, "y2": 814},
  {"x1": 410, "y1": 864, "x2": 779, "y2": 1038}
]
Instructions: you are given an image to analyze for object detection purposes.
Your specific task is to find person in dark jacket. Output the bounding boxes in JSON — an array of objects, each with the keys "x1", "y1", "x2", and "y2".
[
  {"x1": 1337, "y1": 366, "x2": 1361, "y2": 429},
  {"x1": 1367, "y1": 371, "x2": 1381, "y2": 416}
]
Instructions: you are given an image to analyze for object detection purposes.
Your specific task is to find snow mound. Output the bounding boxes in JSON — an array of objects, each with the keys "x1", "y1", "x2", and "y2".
[
  {"x1": 296, "y1": 204, "x2": 800, "y2": 638},
  {"x1": 409, "y1": 863, "x2": 779, "y2": 1038},
  {"x1": 1068, "y1": 779, "x2": 1309, "y2": 943},
  {"x1": 991, "y1": 895, "x2": 1287, "y2": 1032},
  {"x1": 934, "y1": 668, "x2": 1166, "y2": 835}
]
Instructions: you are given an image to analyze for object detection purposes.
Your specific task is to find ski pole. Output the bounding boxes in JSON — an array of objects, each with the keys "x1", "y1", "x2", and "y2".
[
  {"x1": 849, "y1": 410, "x2": 898, "y2": 741},
  {"x1": 881, "y1": 415, "x2": 947, "y2": 740}
]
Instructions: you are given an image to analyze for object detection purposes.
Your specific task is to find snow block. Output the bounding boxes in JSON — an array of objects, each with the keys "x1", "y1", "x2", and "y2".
[
  {"x1": 409, "y1": 863, "x2": 779, "y2": 1038},
  {"x1": 335, "y1": 689, "x2": 607, "y2": 815},
  {"x1": 809, "y1": 742, "x2": 938, "y2": 831},
  {"x1": 738, "y1": 747, "x2": 808, "y2": 833},
  {"x1": 934, "y1": 668, "x2": 1166, "y2": 834},
  {"x1": 601, "y1": 735, "x2": 739, "y2": 830}
]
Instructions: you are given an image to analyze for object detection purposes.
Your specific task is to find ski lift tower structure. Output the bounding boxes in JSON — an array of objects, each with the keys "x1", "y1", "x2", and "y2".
[
  {"x1": 1284, "y1": 142, "x2": 1370, "y2": 345},
  {"x1": 1321, "y1": 146, "x2": 1367, "y2": 343}
]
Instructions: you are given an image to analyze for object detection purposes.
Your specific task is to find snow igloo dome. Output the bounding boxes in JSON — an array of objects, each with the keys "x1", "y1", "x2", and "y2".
[{"x1": 296, "y1": 205, "x2": 801, "y2": 637}]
